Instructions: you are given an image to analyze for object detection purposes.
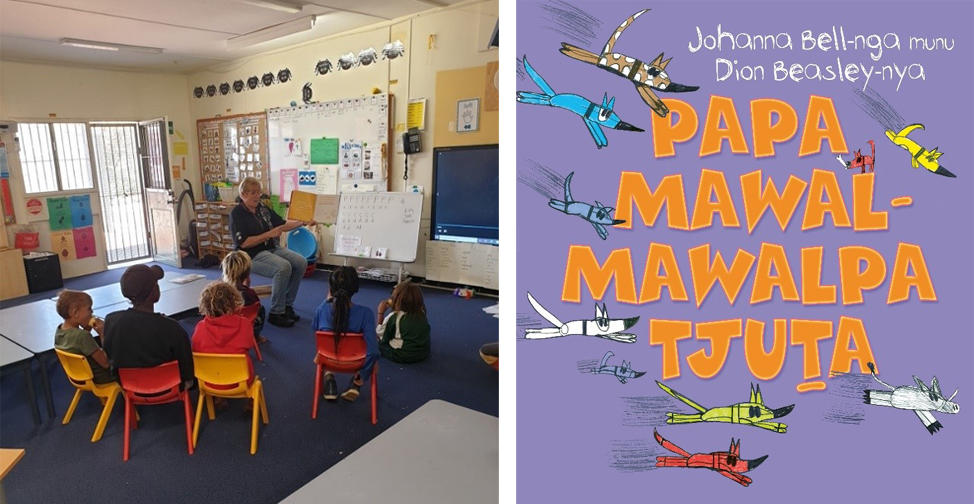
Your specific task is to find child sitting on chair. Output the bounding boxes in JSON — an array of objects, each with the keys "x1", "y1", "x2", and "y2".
[
  {"x1": 376, "y1": 281, "x2": 431, "y2": 363},
  {"x1": 192, "y1": 281, "x2": 257, "y2": 409},
  {"x1": 312, "y1": 266, "x2": 378, "y2": 402},
  {"x1": 55, "y1": 290, "x2": 114, "y2": 384},
  {"x1": 222, "y1": 251, "x2": 266, "y2": 344}
]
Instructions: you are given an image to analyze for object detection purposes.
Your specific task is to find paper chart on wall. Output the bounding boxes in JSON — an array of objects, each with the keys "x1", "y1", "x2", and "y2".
[
  {"x1": 279, "y1": 169, "x2": 298, "y2": 203},
  {"x1": 314, "y1": 164, "x2": 338, "y2": 195},
  {"x1": 73, "y1": 227, "x2": 97, "y2": 259},
  {"x1": 69, "y1": 194, "x2": 92, "y2": 228},
  {"x1": 47, "y1": 197, "x2": 71, "y2": 231},
  {"x1": 51, "y1": 230, "x2": 76, "y2": 261}
]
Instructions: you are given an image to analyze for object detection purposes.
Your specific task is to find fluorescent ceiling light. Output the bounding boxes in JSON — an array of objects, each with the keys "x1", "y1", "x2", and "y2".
[
  {"x1": 227, "y1": 15, "x2": 316, "y2": 51},
  {"x1": 60, "y1": 38, "x2": 164, "y2": 54},
  {"x1": 230, "y1": 0, "x2": 304, "y2": 13}
]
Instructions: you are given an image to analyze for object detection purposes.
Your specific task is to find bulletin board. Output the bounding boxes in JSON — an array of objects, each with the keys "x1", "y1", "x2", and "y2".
[
  {"x1": 266, "y1": 94, "x2": 391, "y2": 201},
  {"x1": 196, "y1": 112, "x2": 269, "y2": 199}
]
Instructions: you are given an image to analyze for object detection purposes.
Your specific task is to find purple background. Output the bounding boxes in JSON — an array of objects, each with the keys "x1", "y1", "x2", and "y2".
[{"x1": 516, "y1": 1, "x2": 973, "y2": 501}]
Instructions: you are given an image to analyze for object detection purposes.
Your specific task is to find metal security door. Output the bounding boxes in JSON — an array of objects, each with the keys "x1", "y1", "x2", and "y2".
[
  {"x1": 139, "y1": 118, "x2": 181, "y2": 268},
  {"x1": 90, "y1": 124, "x2": 151, "y2": 264}
]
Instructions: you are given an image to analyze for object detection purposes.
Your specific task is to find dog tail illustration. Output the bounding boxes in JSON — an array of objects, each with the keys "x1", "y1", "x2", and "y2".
[
  {"x1": 547, "y1": 171, "x2": 575, "y2": 212},
  {"x1": 602, "y1": 9, "x2": 648, "y2": 57},
  {"x1": 516, "y1": 92, "x2": 552, "y2": 106},
  {"x1": 521, "y1": 56, "x2": 556, "y2": 96}
]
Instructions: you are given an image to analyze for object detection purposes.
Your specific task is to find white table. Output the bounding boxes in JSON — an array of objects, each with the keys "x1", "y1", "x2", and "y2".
[
  {"x1": 50, "y1": 279, "x2": 184, "y2": 310},
  {"x1": 1, "y1": 280, "x2": 210, "y2": 421},
  {"x1": 97, "y1": 277, "x2": 210, "y2": 319},
  {"x1": 0, "y1": 338, "x2": 41, "y2": 425},
  {"x1": 281, "y1": 400, "x2": 499, "y2": 504}
]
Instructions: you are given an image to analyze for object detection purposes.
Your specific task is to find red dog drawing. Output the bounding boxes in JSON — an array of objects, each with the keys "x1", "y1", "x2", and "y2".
[{"x1": 836, "y1": 140, "x2": 876, "y2": 174}]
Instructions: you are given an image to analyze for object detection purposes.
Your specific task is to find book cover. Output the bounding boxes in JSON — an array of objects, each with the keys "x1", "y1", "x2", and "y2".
[{"x1": 516, "y1": 1, "x2": 973, "y2": 500}]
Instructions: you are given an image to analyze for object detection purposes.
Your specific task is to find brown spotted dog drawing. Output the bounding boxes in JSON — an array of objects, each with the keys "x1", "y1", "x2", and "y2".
[{"x1": 560, "y1": 9, "x2": 699, "y2": 118}]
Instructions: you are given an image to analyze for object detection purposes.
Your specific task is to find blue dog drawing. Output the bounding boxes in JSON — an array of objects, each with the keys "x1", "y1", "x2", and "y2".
[
  {"x1": 517, "y1": 55, "x2": 643, "y2": 149},
  {"x1": 548, "y1": 171, "x2": 625, "y2": 240}
]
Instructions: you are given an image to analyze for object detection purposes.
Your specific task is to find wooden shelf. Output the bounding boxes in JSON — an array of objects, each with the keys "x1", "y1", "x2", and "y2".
[{"x1": 195, "y1": 202, "x2": 235, "y2": 260}]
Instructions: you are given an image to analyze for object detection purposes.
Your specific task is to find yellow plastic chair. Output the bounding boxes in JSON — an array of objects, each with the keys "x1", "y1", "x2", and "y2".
[
  {"x1": 192, "y1": 353, "x2": 268, "y2": 455},
  {"x1": 54, "y1": 348, "x2": 123, "y2": 442}
]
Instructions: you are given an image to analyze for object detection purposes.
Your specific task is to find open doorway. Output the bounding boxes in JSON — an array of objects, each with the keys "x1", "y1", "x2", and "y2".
[{"x1": 90, "y1": 119, "x2": 180, "y2": 267}]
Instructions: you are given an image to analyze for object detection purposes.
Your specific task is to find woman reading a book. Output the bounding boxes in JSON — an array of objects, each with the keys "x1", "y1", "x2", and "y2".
[{"x1": 228, "y1": 176, "x2": 314, "y2": 328}]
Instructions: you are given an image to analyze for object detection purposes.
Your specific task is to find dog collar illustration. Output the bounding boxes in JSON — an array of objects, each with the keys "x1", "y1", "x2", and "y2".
[
  {"x1": 864, "y1": 362, "x2": 959, "y2": 434},
  {"x1": 548, "y1": 171, "x2": 625, "y2": 240},
  {"x1": 524, "y1": 292, "x2": 638, "y2": 343},
  {"x1": 559, "y1": 9, "x2": 700, "y2": 118},
  {"x1": 517, "y1": 55, "x2": 643, "y2": 149},
  {"x1": 590, "y1": 351, "x2": 644, "y2": 383},
  {"x1": 654, "y1": 429, "x2": 767, "y2": 487},
  {"x1": 657, "y1": 381, "x2": 794, "y2": 433},
  {"x1": 884, "y1": 123, "x2": 955, "y2": 178}
]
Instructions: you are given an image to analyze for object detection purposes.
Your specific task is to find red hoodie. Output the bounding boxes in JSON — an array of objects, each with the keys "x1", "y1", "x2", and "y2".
[{"x1": 192, "y1": 313, "x2": 255, "y2": 384}]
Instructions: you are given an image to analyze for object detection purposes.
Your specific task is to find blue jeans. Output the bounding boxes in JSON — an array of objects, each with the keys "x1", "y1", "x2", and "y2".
[{"x1": 251, "y1": 247, "x2": 307, "y2": 315}]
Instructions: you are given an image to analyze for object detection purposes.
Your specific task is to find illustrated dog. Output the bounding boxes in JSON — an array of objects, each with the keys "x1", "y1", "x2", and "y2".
[{"x1": 835, "y1": 140, "x2": 875, "y2": 174}]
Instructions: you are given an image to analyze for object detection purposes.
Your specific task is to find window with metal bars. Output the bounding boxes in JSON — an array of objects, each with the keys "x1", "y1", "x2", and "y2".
[{"x1": 19, "y1": 122, "x2": 95, "y2": 194}]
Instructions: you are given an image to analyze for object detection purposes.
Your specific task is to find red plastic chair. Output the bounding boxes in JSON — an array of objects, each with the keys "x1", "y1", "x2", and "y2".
[
  {"x1": 312, "y1": 331, "x2": 378, "y2": 424},
  {"x1": 239, "y1": 303, "x2": 263, "y2": 362},
  {"x1": 116, "y1": 361, "x2": 194, "y2": 462}
]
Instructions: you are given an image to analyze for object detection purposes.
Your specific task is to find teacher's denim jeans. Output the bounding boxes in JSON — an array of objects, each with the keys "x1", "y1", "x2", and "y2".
[{"x1": 251, "y1": 246, "x2": 308, "y2": 315}]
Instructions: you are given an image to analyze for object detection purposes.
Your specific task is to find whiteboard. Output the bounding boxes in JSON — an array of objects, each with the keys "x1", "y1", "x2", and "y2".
[
  {"x1": 425, "y1": 241, "x2": 499, "y2": 289},
  {"x1": 266, "y1": 94, "x2": 390, "y2": 198},
  {"x1": 333, "y1": 192, "x2": 423, "y2": 263}
]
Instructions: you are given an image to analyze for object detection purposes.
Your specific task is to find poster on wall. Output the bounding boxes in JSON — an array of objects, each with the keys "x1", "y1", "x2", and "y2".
[
  {"x1": 47, "y1": 197, "x2": 71, "y2": 231},
  {"x1": 69, "y1": 194, "x2": 92, "y2": 228},
  {"x1": 279, "y1": 168, "x2": 298, "y2": 203},
  {"x1": 51, "y1": 230, "x2": 76, "y2": 261},
  {"x1": 456, "y1": 98, "x2": 480, "y2": 133},
  {"x1": 516, "y1": 1, "x2": 973, "y2": 503},
  {"x1": 73, "y1": 227, "x2": 97, "y2": 259},
  {"x1": 314, "y1": 165, "x2": 339, "y2": 195}
]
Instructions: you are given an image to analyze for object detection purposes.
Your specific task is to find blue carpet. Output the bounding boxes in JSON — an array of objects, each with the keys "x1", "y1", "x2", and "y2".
[{"x1": 0, "y1": 262, "x2": 498, "y2": 503}]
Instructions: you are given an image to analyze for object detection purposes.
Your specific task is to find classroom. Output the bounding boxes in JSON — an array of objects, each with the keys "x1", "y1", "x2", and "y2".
[{"x1": 0, "y1": 1, "x2": 500, "y2": 502}]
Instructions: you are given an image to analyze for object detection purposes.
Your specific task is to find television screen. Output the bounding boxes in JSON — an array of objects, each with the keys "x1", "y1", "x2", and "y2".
[{"x1": 431, "y1": 144, "x2": 499, "y2": 245}]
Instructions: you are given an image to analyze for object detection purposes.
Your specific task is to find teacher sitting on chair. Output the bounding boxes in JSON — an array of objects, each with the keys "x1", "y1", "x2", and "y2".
[{"x1": 229, "y1": 176, "x2": 312, "y2": 328}]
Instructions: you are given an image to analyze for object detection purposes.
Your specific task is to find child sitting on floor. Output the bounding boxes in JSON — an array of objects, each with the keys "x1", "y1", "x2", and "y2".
[
  {"x1": 54, "y1": 290, "x2": 114, "y2": 384},
  {"x1": 222, "y1": 251, "x2": 266, "y2": 344},
  {"x1": 192, "y1": 281, "x2": 257, "y2": 409},
  {"x1": 311, "y1": 266, "x2": 378, "y2": 402},
  {"x1": 376, "y1": 280, "x2": 431, "y2": 363}
]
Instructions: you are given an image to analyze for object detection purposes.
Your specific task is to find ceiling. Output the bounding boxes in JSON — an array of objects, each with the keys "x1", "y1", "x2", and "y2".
[{"x1": 0, "y1": 0, "x2": 456, "y2": 73}]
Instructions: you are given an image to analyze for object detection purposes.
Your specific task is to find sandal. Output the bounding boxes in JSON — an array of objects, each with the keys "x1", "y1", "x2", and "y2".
[
  {"x1": 323, "y1": 375, "x2": 339, "y2": 401},
  {"x1": 256, "y1": 335, "x2": 269, "y2": 345}
]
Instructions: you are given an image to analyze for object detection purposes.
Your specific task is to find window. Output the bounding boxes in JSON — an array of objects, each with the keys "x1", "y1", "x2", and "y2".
[{"x1": 19, "y1": 122, "x2": 95, "y2": 194}]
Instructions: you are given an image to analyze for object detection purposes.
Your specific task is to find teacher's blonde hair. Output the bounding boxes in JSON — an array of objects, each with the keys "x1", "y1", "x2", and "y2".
[{"x1": 238, "y1": 176, "x2": 261, "y2": 195}]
